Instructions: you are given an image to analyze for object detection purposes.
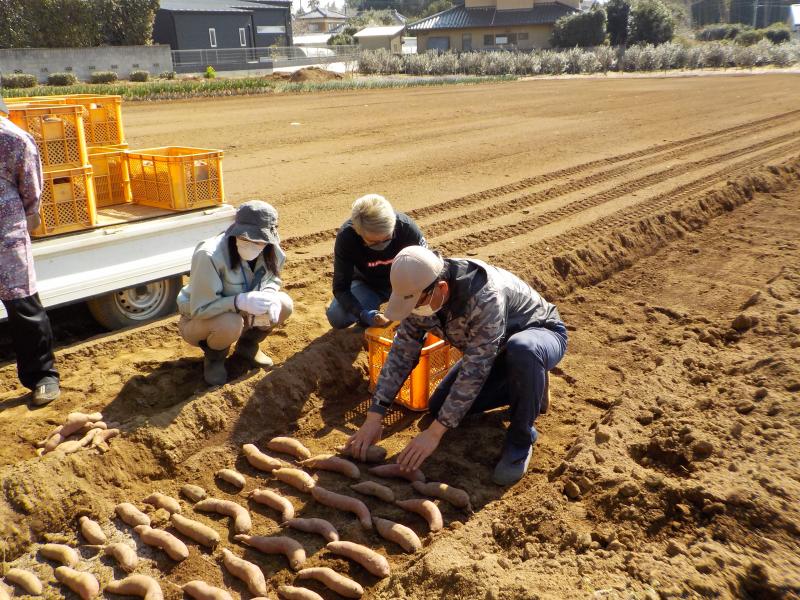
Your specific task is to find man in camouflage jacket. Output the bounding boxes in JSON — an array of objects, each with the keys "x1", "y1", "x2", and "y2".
[
  {"x1": 346, "y1": 246, "x2": 567, "y2": 485},
  {"x1": 0, "y1": 98, "x2": 60, "y2": 405}
]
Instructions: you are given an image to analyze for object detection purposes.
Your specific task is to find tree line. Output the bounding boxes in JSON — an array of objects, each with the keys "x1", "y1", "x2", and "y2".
[{"x1": 0, "y1": 0, "x2": 160, "y2": 49}]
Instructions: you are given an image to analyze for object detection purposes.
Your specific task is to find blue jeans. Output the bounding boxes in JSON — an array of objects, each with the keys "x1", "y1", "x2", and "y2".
[
  {"x1": 429, "y1": 323, "x2": 568, "y2": 447},
  {"x1": 326, "y1": 280, "x2": 392, "y2": 329}
]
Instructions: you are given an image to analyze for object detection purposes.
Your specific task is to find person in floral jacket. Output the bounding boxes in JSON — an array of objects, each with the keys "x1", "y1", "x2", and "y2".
[{"x1": 0, "y1": 98, "x2": 60, "y2": 405}]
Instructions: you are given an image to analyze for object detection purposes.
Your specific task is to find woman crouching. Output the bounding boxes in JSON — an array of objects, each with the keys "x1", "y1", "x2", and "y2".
[{"x1": 176, "y1": 201, "x2": 292, "y2": 385}]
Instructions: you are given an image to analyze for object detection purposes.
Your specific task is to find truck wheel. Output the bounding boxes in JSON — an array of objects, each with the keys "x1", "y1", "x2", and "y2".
[{"x1": 87, "y1": 276, "x2": 182, "y2": 330}]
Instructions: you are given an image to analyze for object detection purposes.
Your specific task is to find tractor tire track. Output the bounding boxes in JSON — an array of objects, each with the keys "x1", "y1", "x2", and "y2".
[
  {"x1": 492, "y1": 141, "x2": 800, "y2": 280},
  {"x1": 434, "y1": 130, "x2": 800, "y2": 256},
  {"x1": 281, "y1": 108, "x2": 800, "y2": 251}
]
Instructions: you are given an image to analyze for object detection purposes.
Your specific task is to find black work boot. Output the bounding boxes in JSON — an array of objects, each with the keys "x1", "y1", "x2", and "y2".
[
  {"x1": 233, "y1": 328, "x2": 273, "y2": 368},
  {"x1": 200, "y1": 342, "x2": 229, "y2": 386}
]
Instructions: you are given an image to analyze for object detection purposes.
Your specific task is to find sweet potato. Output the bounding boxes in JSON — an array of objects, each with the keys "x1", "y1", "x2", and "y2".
[
  {"x1": 180, "y1": 484, "x2": 207, "y2": 503},
  {"x1": 143, "y1": 492, "x2": 181, "y2": 514},
  {"x1": 267, "y1": 437, "x2": 311, "y2": 460},
  {"x1": 133, "y1": 525, "x2": 189, "y2": 561},
  {"x1": 104, "y1": 575, "x2": 163, "y2": 600},
  {"x1": 395, "y1": 498, "x2": 443, "y2": 532},
  {"x1": 79, "y1": 516, "x2": 107, "y2": 544},
  {"x1": 42, "y1": 412, "x2": 104, "y2": 450},
  {"x1": 221, "y1": 548, "x2": 267, "y2": 596},
  {"x1": 170, "y1": 513, "x2": 220, "y2": 548},
  {"x1": 4, "y1": 568, "x2": 43, "y2": 595},
  {"x1": 373, "y1": 516, "x2": 422, "y2": 553},
  {"x1": 79, "y1": 421, "x2": 107, "y2": 434},
  {"x1": 335, "y1": 443, "x2": 387, "y2": 464},
  {"x1": 248, "y1": 488, "x2": 294, "y2": 521},
  {"x1": 215, "y1": 469, "x2": 246, "y2": 489},
  {"x1": 193, "y1": 498, "x2": 251, "y2": 534},
  {"x1": 273, "y1": 468, "x2": 316, "y2": 493},
  {"x1": 182, "y1": 581, "x2": 233, "y2": 600},
  {"x1": 54, "y1": 566, "x2": 99, "y2": 600},
  {"x1": 282, "y1": 517, "x2": 339, "y2": 542},
  {"x1": 326, "y1": 541, "x2": 390, "y2": 578},
  {"x1": 297, "y1": 567, "x2": 363, "y2": 598},
  {"x1": 115, "y1": 502, "x2": 151, "y2": 527},
  {"x1": 298, "y1": 454, "x2": 360, "y2": 479},
  {"x1": 242, "y1": 443, "x2": 285, "y2": 472},
  {"x1": 233, "y1": 534, "x2": 306, "y2": 571},
  {"x1": 368, "y1": 463, "x2": 426, "y2": 483},
  {"x1": 104, "y1": 543, "x2": 139, "y2": 573},
  {"x1": 350, "y1": 481, "x2": 395, "y2": 503},
  {"x1": 40, "y1": 543, "x2": 79, "y2": 567},
  {"x1": 53, "y1": 428, "x2": 100, "y2": 455},
  {"x1": 412, "y1": 481, "x2": 472, "y2": 511},
  {"x1": 91, "y1": 428, "x2": 120, "y2": 450},
  {"x1": 311, "y1": 486, "x2": 372, "y2": 529},
  {"x1": 278, "y1": 586, "x2": 323, "y2": 600}
]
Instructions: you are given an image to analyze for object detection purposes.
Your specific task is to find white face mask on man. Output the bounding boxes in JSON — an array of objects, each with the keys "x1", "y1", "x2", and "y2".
[
  {"x1": 236, "y1": 237, "x2": 266, "y2": 261},
  {"x1": 411, "y1": 284, "x2": 442, "y2": 317}
]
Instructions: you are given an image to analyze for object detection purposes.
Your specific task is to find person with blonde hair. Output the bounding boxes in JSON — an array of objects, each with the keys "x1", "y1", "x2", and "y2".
[{"x1": 326, "y1": 194, "x2": 427, "y2": 329}]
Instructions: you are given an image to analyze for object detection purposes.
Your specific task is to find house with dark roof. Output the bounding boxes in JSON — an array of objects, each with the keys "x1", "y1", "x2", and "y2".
[
  {"x1": 295, "y1": 7, "x2": 348, "y2": 33},
  {"x1": 408, "y1": 0, "x2": 578, "y2": 52},
  {"x1": 154, "y1": 0, "x2": 293, "y2": 53}
]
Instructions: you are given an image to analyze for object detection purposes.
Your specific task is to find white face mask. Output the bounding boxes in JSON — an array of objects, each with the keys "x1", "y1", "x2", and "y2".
[
  {"x1": 411, "y1": 286, "x2": 441, "y2": 317},
  {"x1": 411, "y1": 303, "x2": 436, "y2": 317},
  {"x1": 236, "y1": 238, "x2": 266, "y2": 261}
]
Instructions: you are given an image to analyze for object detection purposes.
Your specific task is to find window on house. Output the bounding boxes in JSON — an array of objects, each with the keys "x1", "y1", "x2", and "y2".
[
  {"x1": 462, "y1": 33, "x2": 472, "y2": 51},
  {"x1": 494, "y1": 33, "x2": 517, "y2": 45},
  {"x1": 239, "y1": 28, "x2": 247, "y2": 46},
  {"x1": 518, "y1": 32, "x2": 529, "y2": 40},
  {"x1": 484, "y1": 34, "x2": 493, "y2": 45},
  {"x1": 308, "y1": 23, "x2": 321, "y2": 32},
  {"x1": 209, "y1": 28, "x2": 217, "y2": 48}
]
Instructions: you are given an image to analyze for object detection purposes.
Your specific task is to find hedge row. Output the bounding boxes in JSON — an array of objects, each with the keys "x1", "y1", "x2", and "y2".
[
  {"x1": 1, "y1": 70, "x2": 175, "y2": 89},
  {"x1": 358, "y1": 41, "x2": 800, "y2": 76}
]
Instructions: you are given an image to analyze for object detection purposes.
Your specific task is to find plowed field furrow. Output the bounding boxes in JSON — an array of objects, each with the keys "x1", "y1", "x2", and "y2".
[
  {"x1": 423, "y1": 119, "x2": 799, "y2": 239},
  {"x1": 492, "y1": 140, "x2": 800, "y2": 276},
  {"x1": 281, "y1": 108, "x2": 800, "y2": 251},
  {"x1": 435, "y1": 129, "x2": 800, "y2": 255}
]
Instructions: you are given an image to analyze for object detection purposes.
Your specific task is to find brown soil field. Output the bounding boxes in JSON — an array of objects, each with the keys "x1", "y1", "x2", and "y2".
[{"x1": 1, "y1": 75, "x2": 799, "y2": 600}]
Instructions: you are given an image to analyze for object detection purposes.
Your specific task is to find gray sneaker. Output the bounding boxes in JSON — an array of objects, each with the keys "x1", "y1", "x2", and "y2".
[
  {"x1": 492, "y1": 427, "x2": 538, "y2": 486},
  {"x1": 31, "y1": 377, "x2": 60, "y2": 406}
]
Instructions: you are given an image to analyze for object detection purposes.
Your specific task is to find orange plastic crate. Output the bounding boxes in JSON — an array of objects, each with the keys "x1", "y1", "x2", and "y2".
[
  {"x1": 127, "y1": 147, "x2": 225, "y2": 211},
  {"x1": 366, "y1": 324, "x2": 462, "y2": 411},
  {"x1": 7, "y1": 104, "x2": 89, "y2": 170},
  {"x1": 30, "y1": 166, "x2": 97, "y2": 237},
  {"x1": 7, "y1": 94, "x2": 125, "y2": 147},
  {"x1": 88, "y1": 146, "x2": 131, "y2": 207},
  {"x1": 63, "y1": 94, "x2": 125, "y2": 147}
]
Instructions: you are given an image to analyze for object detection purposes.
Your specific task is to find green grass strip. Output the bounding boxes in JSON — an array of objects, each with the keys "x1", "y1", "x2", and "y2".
[{"x1": 1, "y1": 75, "x2": 516, "y2": 101}]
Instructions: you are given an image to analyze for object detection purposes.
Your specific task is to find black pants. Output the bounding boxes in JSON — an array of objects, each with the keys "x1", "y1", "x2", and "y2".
[
  {"x1": 2, "y1": 293, "x2": 58, "y2": 389},
  {"x1": 429, "y1": 323, "x2": 568, "y2": 447}
]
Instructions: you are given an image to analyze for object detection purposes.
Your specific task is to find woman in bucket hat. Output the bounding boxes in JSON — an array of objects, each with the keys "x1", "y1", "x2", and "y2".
[{"x1": 176, "y1": 201, "x2": 293, "y2": 386}]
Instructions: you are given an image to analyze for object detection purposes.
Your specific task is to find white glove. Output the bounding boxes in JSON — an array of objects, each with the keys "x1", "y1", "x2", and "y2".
[
  {"x1": 266, "y1": 294, "x2": 281, "y2": 324},
  {"x1": 236, "y1": 291, "x2": 272, "y2": 315},
  {"x1": 251, "y1": 293, "x2": 282, "y2": 326}
]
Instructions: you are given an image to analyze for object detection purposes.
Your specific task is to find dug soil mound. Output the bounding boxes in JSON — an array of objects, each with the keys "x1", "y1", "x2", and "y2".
[{"x1": 290, "y1": 67, "x2": 343, "y2": 83}]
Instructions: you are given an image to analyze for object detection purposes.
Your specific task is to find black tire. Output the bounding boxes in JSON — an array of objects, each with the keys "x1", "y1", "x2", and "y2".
[{"x1": 87, "y1": 276, "x2": 182, "y2": 331}]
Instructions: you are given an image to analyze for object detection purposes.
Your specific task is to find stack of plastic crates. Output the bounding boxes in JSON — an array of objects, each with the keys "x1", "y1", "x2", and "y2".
[
  {"x1": 365, "y1": 324, "x2": 462, "y2": 411},
  {"x1": 126, "y1": 147, "x2": 225, "y2": 211},
  {"x1": 6, "y1": 103, "x2": 97, "y2": 236},
  {"x1": 6, "y1": 94, "x2": 126, "y2": 147}
]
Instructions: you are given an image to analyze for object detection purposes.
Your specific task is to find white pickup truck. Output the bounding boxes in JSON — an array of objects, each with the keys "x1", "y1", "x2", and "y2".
[{"x1": 0, "y1": 204, "x2": 236, "y2": 329}]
